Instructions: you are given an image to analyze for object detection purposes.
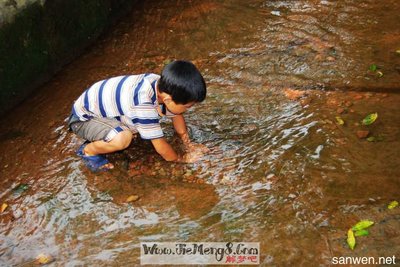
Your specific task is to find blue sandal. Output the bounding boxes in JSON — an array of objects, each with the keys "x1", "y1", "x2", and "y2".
[{"x1": 77, "y1": 143, "x2": 111, "y2": 172}]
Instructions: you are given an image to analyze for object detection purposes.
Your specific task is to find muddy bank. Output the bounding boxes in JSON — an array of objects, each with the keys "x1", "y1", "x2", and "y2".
[{"x1": 0, "y1": 0, "x2": 138, "y2": 115}]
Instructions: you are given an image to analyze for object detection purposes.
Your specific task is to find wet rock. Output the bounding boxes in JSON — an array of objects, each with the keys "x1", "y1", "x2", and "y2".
[
  {"x1": 284, "y1": 88, "x2": 306, "y2": 100},
  {"x1": 362, "y1": 93, "x2": 373, "y2": 101},
  {"x1": 356, "y1": 130, "x2": 370, "y2": 139},
  {"x1": 220, "y1": 175, "x2": 233, "y2": 185},
  {"x1": 126, "y1": 195, "x2": 139, "y2": 203},
  {"x1": 184, "y1": 170, "x2": 194, "y2": 177},
  {"x1": 159, "y1": 168, "x2": 167, "y2": 176},
  {"x1": 333, "y1": 138, "x2": 347, "y2": 145},
  {"x1": 128, "y1": 169, "x2": 141, "y2": 177},
  {"x1": 380, "y1": 93, "x2": 388, "y2": 98},
  {"x1": 318, "y1": 219, "x2": 329, "y2": 227},
  {"x1": 12, "y1": 208, "x2": 24, "y2": 219},
  {"x1": 186, "y1": 175, "x2": 196, "y2": 183},
  {"x1": 300, "y1": 97, "x2": 312, "y2": 106},
  {"x1": 326, "y1": 98, "x2": 339, "y2": 107},
  {"x1": 243, "y1": 123, "x2": 258, "y2": 132},
  {"x1": 266, "y1": 173, "x2": 275, "y2": 179},
  {"x1": 171, "y1": 168, "x2": 184, "y2": 177},
  {"x1": 314, "y1": 54, "x2": 323, "y2": 61},
  {"x1": 344, "y1": 101, "x2": 353, "y2": 107},
  {"x1": 336, "y1": 107, "x2": 345, "y2": 114},
  {"x1": 35, "y1": 253, "x2": 54, "y2": 265}
]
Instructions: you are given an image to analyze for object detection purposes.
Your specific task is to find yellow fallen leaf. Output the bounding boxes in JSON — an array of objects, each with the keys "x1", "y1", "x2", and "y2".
[
  {"x1": 347, "y1": 229, "x2": 356, "y2": 250},
  {"x1": 388, "y1": 201, "x2": 398, "y2": 209},
  {"x1": 1, "y1": 203, "x2": 8, "y2": 213},
  {"x1": 36, "y1": 253, "x2": 52, "y2": 264},
  {"x1": 126, "y1": 195, "x2": 139, "y2": 203},
  {"x1": 367, "y1": 136, "x2": 376, "y2": 142},
  {"x1": 335, "y1": 116, "x2": 345, "y2": 125}
]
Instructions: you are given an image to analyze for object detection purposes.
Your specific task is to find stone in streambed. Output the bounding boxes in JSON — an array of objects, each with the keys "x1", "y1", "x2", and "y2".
[{"x1": 356, "y1": 130, "x2": 370, "y2": 139}]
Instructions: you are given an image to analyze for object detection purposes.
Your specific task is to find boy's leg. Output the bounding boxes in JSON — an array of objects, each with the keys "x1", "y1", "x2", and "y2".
[
  {"x1": 84, "y1": 130, "x2": 133, "y2": 156},
  {"x1": 70, "y1": 117, "x2": 134, "y2": 170}
]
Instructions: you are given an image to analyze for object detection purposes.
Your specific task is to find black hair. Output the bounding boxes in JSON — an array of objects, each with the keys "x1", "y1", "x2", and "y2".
[{"x1": 158, "y1": 60, "x2": 206, "y2": 104}]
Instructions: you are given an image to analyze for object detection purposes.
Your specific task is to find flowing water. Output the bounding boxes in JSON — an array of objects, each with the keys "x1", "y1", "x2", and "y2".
[{"x1": 1, "y1": 0, "x2": 400, "y2": 266}]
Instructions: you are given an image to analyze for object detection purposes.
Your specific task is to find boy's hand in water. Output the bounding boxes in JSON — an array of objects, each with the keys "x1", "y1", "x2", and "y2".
[
  {"x1": 179, "y1": 143, "x2": 209, "y2": 163},
  {"x1": 181, "y1": 151, "x2": 203, "y2": 163},
  {"x1": 185, "y1": 143, "x2": 210, "y2": 154}
]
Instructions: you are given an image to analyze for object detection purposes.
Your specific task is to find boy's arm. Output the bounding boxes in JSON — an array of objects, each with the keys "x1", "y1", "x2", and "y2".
[
  {"x1": 172, "y1": 114, "x2": 191, "y2": 145},
  {"x1": 151, "y1": 137, "x2": 200, "y2": 163},
  {"x1": 172, "y1": 114, "x2": 210, "y2": 156},
  {"x1": 151, "y1": 137, "x2": 180, "y2": 161}
]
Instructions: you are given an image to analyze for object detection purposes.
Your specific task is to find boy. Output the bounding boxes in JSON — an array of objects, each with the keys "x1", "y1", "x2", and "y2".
[{"x1": 68, "y1": 60, "x2": 208, "y2": 171}]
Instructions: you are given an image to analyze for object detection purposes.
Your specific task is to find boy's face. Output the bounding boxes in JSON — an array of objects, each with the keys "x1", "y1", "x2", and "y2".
[{"x1": 164, "y1": 98, "x2": 195, "y2": 115}]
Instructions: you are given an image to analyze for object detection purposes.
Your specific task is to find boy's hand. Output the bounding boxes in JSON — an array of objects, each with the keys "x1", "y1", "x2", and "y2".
[
  {"x1": 185, "y1": 143, "x2": 209, "y2": 154},
  {"x1": 180, "y1": 150, "x2": 205, "y2": 163},
  {"x1": 178, "y1": 143, "x2": 209, "y2": 163}
]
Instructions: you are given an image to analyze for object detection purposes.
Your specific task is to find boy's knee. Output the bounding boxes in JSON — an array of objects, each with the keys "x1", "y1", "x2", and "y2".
[{"x1": 110, "y1": 131, "x2": 133, "y2": 150}]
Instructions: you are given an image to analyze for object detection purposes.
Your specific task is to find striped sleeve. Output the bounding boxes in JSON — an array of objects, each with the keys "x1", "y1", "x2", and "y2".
[
  {"x1": 126, "y1": 104, "x2": 164, "y2": 140},
  {"x1": 134, "y1": 117, "x2": 164, "y2": 140}
]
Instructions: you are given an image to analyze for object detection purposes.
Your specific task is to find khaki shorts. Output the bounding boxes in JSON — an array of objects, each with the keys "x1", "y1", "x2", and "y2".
[{"x1": 68, "y1": 115, "x2": 130, "y2": 142}]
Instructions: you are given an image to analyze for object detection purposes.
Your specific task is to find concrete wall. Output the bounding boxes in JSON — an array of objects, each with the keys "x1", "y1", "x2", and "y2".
[{"x1": 0, "y1": 0, "x2": 136, "y2": 114}]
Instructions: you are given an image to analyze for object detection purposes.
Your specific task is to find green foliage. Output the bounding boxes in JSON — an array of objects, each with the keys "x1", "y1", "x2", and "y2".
[
  {"x1": 352, "y1": 220, "x2": 374, "y2": 231},
  {"x1": 354, "y1": 229, "x2": 369, "y2": 237},
  {"x1": 369, "y1": 64, "x2": 377, "y2": 71},
  {"x1": 362, "y1": 113, "x2": 378, "y2": 125}
]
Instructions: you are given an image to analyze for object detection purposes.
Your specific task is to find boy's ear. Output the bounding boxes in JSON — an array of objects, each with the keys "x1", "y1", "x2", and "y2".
[{"x1": 163, "y1": 95, "x2": 173, "y2": 103}]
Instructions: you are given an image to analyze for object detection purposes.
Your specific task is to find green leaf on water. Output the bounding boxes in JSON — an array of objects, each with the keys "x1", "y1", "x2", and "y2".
[
  {"x1": 354, "y1": 229, "x2": 369, "y2": 237},
  {"x1": 347, "y1": 229, "x2": 356, "y2": 250},
  {"x1": 335, "y1": 116, "x2": 345, "y2": 125},
  {"x1": 367, "y1": 135, "x2": 385, "y2": 142},
  {"x1": 12, "y1": 183, "x2": 29, "y2": 193},
  {"x1": 369, "y1": 64, "x2": 377, "y2": 72},
  {"x1": 362, "y1": 113, "x2": 378, "y2": 125},
  {"x1": 352, "y1": 220, "x2": 374, "y2": 231},
  {"x1": 388, "y1": 200, "x2": 399, "y2": 210}
]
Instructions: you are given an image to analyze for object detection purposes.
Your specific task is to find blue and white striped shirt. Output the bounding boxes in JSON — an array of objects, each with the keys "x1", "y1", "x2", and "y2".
[{"x1": 72, "y1": 73, "x2": 174, "y2": 140}]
